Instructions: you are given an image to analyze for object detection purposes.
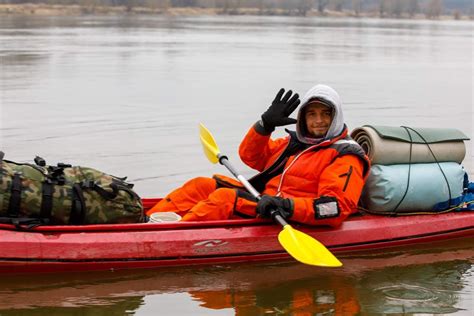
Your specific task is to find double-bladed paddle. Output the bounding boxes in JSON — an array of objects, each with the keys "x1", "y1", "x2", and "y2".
[{"x1": 199, "y1": 123, "x2": 342, "y2": 267}]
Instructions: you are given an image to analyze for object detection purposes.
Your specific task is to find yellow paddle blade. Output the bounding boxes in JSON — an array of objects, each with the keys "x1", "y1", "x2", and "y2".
[
  {"x1": 199, "y1": 123, "x2": 221, "y2": 164},
  {"x1": 278, "y1": 225, "x2": 342, "y2": 267}
]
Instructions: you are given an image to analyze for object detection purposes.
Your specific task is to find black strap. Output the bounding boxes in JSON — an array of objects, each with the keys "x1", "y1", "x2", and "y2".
[
  {"x1": 236, "y1": 189, "x2": 258, "y2": 202},
  {"x1": 40, "y1": 180, "x2": 54, "y2": 220},
  {"x1": 81, "y1": 180, "x2": 118, "y2": 200},
  {"x1": 329, "y1": 136, "x2": 370, "y2": 177},
  {"x1": 8, "y1": 173, "x2": 22, "y2": 217},
  {"x1": 48, "y1": 165, "x2": 65, "y2": 180},
  {"x1": 69, "y1": 184, "x2": 86, "y2": 225},
  {"x1": 111, "y1": 182, "x2": 139, "y2": 199},
  {"x1": 248, "y1": 131, "x2": 304, "y2": 192},
  {"x1": 0, "y1": 217, "x2": 49, "y2": 230}
]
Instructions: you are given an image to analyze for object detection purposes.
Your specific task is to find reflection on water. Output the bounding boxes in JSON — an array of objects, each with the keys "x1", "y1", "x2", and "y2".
[{"x1": 0, "y1": 238, "x2": 472, "y2": 315}]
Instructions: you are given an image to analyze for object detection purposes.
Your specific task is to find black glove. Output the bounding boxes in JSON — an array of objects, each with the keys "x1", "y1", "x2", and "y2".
[
  {"x1": 260, "y1": 88, "x2": 300, "y2": 133},
  {"x1": 256, "y1": 195, "x2": 294, "y2": 220}
]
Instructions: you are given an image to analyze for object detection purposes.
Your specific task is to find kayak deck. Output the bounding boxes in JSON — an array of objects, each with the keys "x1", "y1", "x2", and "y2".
[{"x1": 0, "y1": 198, "x2": 472, "y2": 274}]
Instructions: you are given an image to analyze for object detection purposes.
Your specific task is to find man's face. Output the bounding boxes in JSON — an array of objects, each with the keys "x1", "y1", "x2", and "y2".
[{"x1": 304, "y1": 103, "x2": 333, "y2": 138}]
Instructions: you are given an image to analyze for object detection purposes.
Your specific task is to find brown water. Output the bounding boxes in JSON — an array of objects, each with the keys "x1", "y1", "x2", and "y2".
[
  {"x1": 0, "y1": 15, "x2": 473, "y2": 315},
  {"x1": 0, "y1": 238, "x2": 472, "y2": 315}
]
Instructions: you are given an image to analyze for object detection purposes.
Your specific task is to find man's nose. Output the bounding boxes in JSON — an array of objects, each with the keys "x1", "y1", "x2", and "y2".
[{"x1": 314, "y1": 114, "x2": 323, "y2": 123}]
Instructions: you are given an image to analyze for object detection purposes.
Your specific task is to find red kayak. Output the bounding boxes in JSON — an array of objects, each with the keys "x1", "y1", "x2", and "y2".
[{"x1": 0, "y1": 198, "x2": 473, "y2": 274}]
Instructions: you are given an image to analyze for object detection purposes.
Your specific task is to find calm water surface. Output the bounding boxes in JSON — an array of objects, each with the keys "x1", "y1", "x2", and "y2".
[
  {"x1": 0, "y1": 239, "x2": 472, "y2": 315},
  {"x1": 0, "y1": 15, "x2": 473, "y2": 315}
]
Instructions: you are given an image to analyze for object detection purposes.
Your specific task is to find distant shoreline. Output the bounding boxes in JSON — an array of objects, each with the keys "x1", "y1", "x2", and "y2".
[{"x1": 0, "y1": 4, "x2": 472, "y2": 21}]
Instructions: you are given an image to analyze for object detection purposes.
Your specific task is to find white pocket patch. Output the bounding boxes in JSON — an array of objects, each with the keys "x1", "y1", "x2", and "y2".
[
  {"x1": 314, "y1": 196, "x2": 340, "y2": 219},
  {"x1": 317, "y1": 202, "x2": 339, "y2": 217}
]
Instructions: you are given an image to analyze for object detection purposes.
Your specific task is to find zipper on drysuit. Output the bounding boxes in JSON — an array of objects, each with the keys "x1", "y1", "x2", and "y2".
[
  {"x1": 276, "y1": 145, "x2": 319, "y2": 196},
  {"x1": 339, "y1": 165, "x2": 353, "y2": 192},
  {"x1": 275, "y1": 137, "x2": 339, "y2": 197}
]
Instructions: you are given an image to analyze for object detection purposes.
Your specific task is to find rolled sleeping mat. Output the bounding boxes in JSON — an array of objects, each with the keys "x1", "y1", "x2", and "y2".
[
  {"x1": 351, "y1": 125, "x2": 469, "y2": 165},
  {"x1": 361, "y1": 162, "x2": 465, "y2": 213}
]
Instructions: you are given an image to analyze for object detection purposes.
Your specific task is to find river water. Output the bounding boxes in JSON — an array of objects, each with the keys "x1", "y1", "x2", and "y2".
[{"x1": 0, "y1": 15, "x2": 473, "y2": 315}]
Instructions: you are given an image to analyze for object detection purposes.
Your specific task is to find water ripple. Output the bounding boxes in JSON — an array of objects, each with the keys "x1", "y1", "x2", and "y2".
[{"x1": 374, "y1": 284, "x2": 438, "y2": 302}]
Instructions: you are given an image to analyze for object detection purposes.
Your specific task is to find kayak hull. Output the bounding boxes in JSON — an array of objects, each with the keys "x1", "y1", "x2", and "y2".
[{"x1": 0, "y1": 198, "x2": 473, "y2": 274}]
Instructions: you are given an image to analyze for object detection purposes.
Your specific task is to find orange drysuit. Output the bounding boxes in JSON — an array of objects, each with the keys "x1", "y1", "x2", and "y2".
[
  {"x1": 148, "y1": 84, "x2": 370, "y2": 227},
  {"x1": 148, "y1": 124, "x2": 369, "y2": 227}
]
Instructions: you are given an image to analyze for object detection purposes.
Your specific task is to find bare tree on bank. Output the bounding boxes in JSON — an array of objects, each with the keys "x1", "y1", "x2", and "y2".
[
  {"x1": 352, "y1": 0, "x2": 361, "y2": 16},
  {"x1": 298, "y1": 0, "x2": 313, "y2": 15},
  {"x1": 329, "y1": 0, "x2": 344, "y2": 12},
  {"x1": 426, "y1": 0, "x2": 442, "y2": 18},
  {"x1": 316, "y1": 0, "x2": 328, "y2": 13},
  {"x1": 390, "y1": 0, "x2": 403, "y2": 17},
  {"x1": 378, "y1": 0, "x2": 387, "y2": 17},
  {"x1": 407, "y1": 0, "x2": 419, "y2": 17}
]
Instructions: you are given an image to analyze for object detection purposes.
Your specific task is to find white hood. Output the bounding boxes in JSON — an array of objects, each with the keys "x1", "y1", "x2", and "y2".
[{"x1": 296, "y1": 84, "x2": 345, "y2": 145}]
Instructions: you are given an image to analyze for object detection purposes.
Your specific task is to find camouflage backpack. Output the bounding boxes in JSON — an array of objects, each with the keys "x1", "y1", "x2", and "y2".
[{"x1": 0, "y1": 152, "x2": 144, "y2": 226}]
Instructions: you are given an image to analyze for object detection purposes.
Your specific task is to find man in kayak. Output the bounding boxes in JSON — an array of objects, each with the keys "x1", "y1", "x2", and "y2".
[{"x1": 147, "y1": 84, "x2": 370, "y2": 227}]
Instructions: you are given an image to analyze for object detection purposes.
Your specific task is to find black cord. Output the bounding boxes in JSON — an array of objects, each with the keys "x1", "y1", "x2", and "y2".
[
  {"x1": 391, "y1": 127, "x2": 413, "y2": 214},
  {"x1": 402, "y1": 126, "x2": 452, "y2": 207}
]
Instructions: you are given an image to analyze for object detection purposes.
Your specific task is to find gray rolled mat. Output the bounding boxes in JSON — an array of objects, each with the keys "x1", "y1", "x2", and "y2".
[
  {"x1": 360, "y1": 162, "x2": 465, "y2": 212},
  {"x1": 351, "y1": 125, "x2": 469, "y2": 165}
]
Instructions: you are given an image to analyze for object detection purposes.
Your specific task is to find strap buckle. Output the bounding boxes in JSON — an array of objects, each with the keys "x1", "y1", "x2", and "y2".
[
  {"x1": 34, "y1": 156, "x2": 46, "y2": 167},
  {"x1": 81, "y1": 180, "x2": 96, "y2": 189}
]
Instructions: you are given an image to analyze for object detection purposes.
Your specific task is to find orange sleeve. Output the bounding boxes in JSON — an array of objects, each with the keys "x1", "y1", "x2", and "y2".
[
  {"x1": 239, "y1": 123, "x2": 288, "y2": 172},
  {"x1": 291, "y1": 155, "x2": 366, "y2": 227}
]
